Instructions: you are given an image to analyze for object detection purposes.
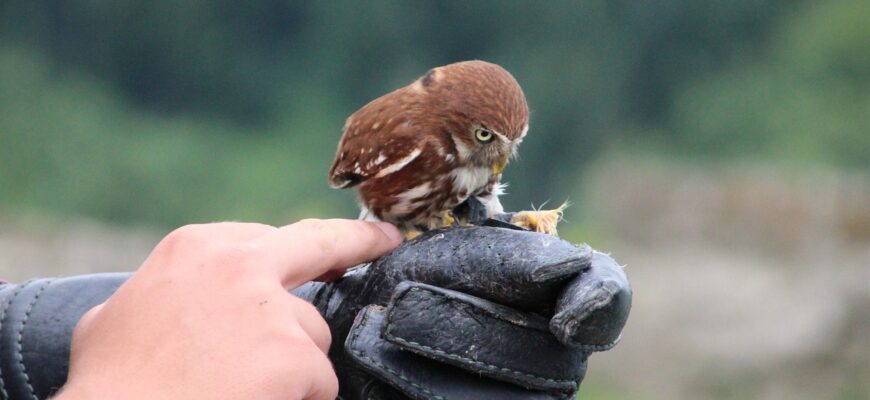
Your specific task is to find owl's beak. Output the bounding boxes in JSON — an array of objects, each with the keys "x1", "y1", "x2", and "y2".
[{"x1": 492, "y1": 155, "x2": 509, "y2": 174}]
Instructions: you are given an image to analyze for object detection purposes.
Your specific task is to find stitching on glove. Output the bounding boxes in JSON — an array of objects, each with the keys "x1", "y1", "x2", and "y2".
[
  {"x1": 15, "y1": 279, "x2": 53, "y2": 400},
  {"x1": 384, "y1": 286, "x2": 581, "y2": 385},
  {"x1": 0, "y1": 280, "x2": 34, "y2": 400},
  {"x1": 348, "y1": 308, "x2": 447, "y2": 400}
]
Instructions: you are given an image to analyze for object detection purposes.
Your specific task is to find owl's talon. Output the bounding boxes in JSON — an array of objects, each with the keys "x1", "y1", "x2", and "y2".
[
  {"x1": 441, "y1": 211, "x2": 457, "y2": 227},
  {"x1": 405, "y1": 230, "x2": 423, "y2": 241},
  {"x1": 509, "y1": 203, "x2": 568, "y2": 236}
]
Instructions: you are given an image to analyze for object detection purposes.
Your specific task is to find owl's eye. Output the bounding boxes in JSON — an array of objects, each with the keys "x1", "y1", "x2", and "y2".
[{"x1": 474, "y1": 128, "x2": 493, "y2": 143}]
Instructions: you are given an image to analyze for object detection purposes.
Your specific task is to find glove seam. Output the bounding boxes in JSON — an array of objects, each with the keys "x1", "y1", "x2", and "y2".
[
  {"x1": 392, "y1": 285, "x2": 550, "y2": 331},
  {"x1": 348, "y1": 307, "x2": 448, "y2": 400},
  {"x1": 0, "y1": 280, "x2": 34, "y2": 400},
  {"x1": 573, "y1": 340, "x2": 619, "y2": 353},
  {"x1": 385, "y1": 286, "x2": 581, "y2": 386},
  {"x1": 571, "y1": 281, "x2": 618, "y2": 321},
  {"x1": 16, "y1": 279, "x2": 53, "y2": 400},
  {"x1": 555, "y1": 282, "x2": 622, "y2": 352}
]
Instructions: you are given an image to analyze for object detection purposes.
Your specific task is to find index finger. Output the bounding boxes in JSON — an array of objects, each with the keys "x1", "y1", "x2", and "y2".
[{"x1": 253, "y1": 218, "x2": 402, "y2": 289}]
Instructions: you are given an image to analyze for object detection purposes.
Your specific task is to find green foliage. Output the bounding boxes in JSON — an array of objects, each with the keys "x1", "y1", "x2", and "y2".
[
  {"x1": 0, "y1": 0, "x2": 866, "y2": 227},
  {"x1": 0, "y1": 46, "x2": 353, "y2": 226},
  {"x1": 667, "y1": 0, "x2": 870, "y2": 166}
]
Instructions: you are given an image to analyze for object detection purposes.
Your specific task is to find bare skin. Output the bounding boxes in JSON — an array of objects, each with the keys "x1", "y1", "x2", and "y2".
[{"x1": 55, "y1": 219, "x2": 403, "y2": 400}]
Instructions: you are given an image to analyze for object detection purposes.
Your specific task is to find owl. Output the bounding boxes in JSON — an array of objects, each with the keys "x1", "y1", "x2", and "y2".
[{"x1": 328, "y1": 60, "x2": 532, "y2": 234}]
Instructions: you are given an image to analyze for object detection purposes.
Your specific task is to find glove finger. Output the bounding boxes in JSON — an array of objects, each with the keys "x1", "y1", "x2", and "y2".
[
  {"x1": 550, "y1": 251, "x2": 632, "y2": 349},
  {"x1": 346, "y1": 305, "x2": 576, "y2": 400},
  {"x1": 383, "y1": 282, "x2": 586, "y2": 392},
  {"x1": 370, "y1": 226, "x2": 592, "y2": 311}
]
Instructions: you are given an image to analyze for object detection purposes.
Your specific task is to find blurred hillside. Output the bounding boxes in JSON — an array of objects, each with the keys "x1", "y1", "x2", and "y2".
[
  {"x1": 580, "y1": 155, "x2": 869, "y2": 400},
  {"x1": 0, "y1": 1, "x2": 868, "y2": 399}
]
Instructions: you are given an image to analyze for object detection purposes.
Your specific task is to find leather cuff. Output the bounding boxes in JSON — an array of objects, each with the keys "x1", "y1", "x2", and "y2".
[{"x1": 0, "y1": 274, "x2": 129, "y2": 400}]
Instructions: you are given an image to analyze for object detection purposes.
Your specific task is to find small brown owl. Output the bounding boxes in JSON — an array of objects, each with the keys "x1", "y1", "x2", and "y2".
[{"x1": 329, "y1": 60, "x2": 551, "y2": 234}]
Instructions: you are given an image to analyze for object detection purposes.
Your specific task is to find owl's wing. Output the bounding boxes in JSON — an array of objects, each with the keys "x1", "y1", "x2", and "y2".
[{"x1": 327, "y1": 116, "x2": 422, "y2": 189}]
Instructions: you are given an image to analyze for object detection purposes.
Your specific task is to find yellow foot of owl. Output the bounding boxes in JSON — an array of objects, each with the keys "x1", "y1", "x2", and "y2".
[
  {"x1": 405, "y1": 229, "x2": 423, "y2": 241},
  {"x1": 425, "y1": 210, "x2": 464, "y2": 229},
  {"x1": 440, "y1": 210, "x2": 456, "y2": 227},
  {"x1": 404, "y1": 210, "x2": 476, "y2": 241},
  {"x1": 510, "y1": 203, "x2": 568, "y2": 236}
]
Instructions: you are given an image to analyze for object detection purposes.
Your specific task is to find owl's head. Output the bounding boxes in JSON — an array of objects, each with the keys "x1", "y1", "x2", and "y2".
[{"x1": 417, "y1": 60, "x2": 530, "y2": 174}]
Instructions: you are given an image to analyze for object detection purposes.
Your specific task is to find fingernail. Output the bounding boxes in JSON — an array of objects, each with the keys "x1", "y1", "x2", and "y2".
[{"x1": 375, "y1": 222, "x2": 402, "y2": 242}]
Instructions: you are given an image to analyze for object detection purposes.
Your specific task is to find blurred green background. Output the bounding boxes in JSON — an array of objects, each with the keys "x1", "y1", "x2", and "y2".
[
  {"x1": 1, "y1": 1, "x2": 868, "y2": 399},
  {"x1": 2, "y1": 0, "x2": 867, "y2": 227}
]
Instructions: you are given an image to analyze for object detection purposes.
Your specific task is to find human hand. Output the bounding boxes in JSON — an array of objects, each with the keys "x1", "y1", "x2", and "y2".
[
  {"x1": 293, "y1": 225, "x2": 632, "y2": 400},
  {"x1": 55, "y1": 219, "x2": 402, "y2": 400}
]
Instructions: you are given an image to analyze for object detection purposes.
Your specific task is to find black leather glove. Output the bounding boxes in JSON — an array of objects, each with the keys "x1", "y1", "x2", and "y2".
[
  {"x1": 292, "y1": 226, "x2": 631, "y2": 400},
  {"x1": 0, "y1": 226, "x2": 631, "y2": 400},
  {"x1": 0, "y1": 273, "x2": 130, "y2": 400}
]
